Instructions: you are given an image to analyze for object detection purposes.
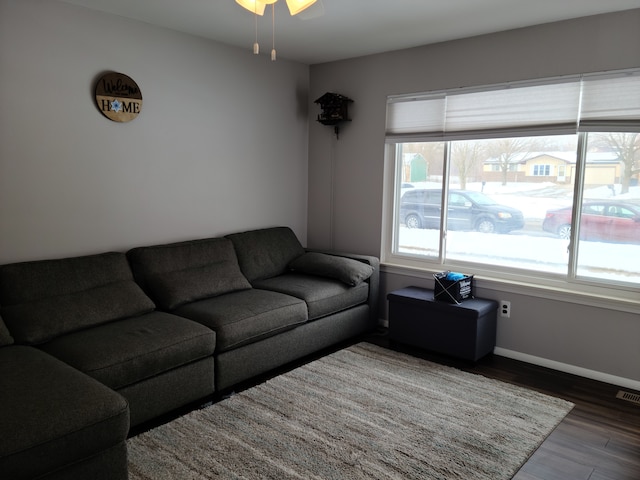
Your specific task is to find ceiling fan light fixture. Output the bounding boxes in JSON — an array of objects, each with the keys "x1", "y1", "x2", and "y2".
[
  {"x1": 285, "y1": 0, "x2": 317, "y2": 15},
  {"x1": 235, "y1": 0, "x2": 267, "y2": 15},
  {"x1": 236, "y1": 0, "x2": 317, "y2": 60}
]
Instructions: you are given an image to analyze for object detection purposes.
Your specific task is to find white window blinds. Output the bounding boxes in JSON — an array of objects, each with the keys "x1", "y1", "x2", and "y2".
[
  {"x1": 385, "y1": 94, "x2": 445, "y2": 136},
  {"x1": 386, "y1": 69, "x2": 640, "y2": 140},
  {"x1": 579, "y1": 70, "x2": 640, "y2": 132}
]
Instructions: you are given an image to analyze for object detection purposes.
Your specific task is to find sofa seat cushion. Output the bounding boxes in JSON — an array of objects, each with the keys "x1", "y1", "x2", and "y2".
[
  {"x1": 127, "y1": 237, "x2": 251, "y2": 310},
  {"x1": 0, "y1": 346, "x2": 129, "y2": 480},
  {"x1": 253, "y1": 273, "x2": 370, "y2": 320},
  {"x1": 0, "y1": 252, "x2": 155, "y2": 345},
  {"x1": 173, "y1": 289, "x2": 307, "y2": 353},
  {"x1": 39, "y1": 312, "x2": 216, "y2": 390}
]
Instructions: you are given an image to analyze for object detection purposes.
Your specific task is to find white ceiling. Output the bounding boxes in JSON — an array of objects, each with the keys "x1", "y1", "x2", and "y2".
[{"x1": 59, "y1": 0, "x2": 640, "y2": 64}]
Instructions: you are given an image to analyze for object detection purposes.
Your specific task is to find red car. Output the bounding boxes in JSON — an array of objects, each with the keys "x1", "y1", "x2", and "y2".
[{"x1": 542, "y1": 201, "x2": 640, "y2": 243}]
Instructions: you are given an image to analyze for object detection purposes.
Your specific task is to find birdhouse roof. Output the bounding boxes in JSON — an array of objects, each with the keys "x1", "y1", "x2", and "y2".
[{"x1": 314, "y1": 92, "x2": 353, "y2": 106}]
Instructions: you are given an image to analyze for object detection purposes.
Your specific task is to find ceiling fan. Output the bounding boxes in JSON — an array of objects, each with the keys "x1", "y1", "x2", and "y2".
[
  {"x1": 235, "y1": 0, "x2": 321, "y2": 17},
  {"x1": 235, "y1": 0, "x2": 324, "y2": 60}
]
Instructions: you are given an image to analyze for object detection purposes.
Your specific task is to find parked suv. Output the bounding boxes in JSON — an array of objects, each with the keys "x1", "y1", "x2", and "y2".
[{"x1": 400, "y1": 189, "x2": 525, "y2": 233}]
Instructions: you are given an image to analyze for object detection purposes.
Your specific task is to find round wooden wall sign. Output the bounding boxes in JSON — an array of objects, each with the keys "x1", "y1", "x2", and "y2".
[{"x1": 95, "y1": 72, "x2": 142, "y2": 122}]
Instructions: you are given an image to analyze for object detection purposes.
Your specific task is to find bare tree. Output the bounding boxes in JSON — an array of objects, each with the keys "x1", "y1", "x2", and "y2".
[
  {"x1": 483, "y1": 138, "x2": 536, "y2": 185},
  {"x1": 592, "y1": 133, "x2": 640, "y2": 194},
  {"x1": 451, "y1": 141, "x2": 483, "y2": 189}
]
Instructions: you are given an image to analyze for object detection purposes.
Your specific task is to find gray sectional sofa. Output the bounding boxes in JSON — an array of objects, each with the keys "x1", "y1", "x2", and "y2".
[{"x1": 0, "y1": 226, "x2": 379, "y2": 479}]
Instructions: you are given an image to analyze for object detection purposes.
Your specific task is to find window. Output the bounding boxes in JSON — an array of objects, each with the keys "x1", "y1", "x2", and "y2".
[
  {"x1": 385, "y1": 70, "x2": 640, "y2": 296},
  {"x1": 574, "y1": 133, "x2": 640, "y2": 283},
  {"x1": 532, "y1": 165, "x2": 551, "y2": 176}
]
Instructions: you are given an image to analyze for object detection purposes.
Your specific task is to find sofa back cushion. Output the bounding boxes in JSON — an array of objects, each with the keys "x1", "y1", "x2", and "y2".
[
  {"x1": 0, "y1": 252, "x2": 155, "y2": 345},
  {"x1": 0, "y1": 314, "x2": 13, "y2": 347},
  {"x1": 127, "y1": 237, "x2": 252, "y2": 310},
  {"x1": 226, "y1": 227, "x2": 305, "y2": 282}
]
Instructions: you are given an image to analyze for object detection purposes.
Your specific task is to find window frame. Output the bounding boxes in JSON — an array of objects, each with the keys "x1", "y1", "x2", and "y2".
[
  {"x1": 382, "y1": 178, "x2": 639, "y2": 314},
  {"x1": 381, "y1": 71, "x2": 640, "y2": 312}
]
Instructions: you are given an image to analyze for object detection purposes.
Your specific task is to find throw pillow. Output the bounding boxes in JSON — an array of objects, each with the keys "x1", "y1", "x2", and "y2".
[{"x1": 289, "y1": 252, "x2": 374, "y2": 286}]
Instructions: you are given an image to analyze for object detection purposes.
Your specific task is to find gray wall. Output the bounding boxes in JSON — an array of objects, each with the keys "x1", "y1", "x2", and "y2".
[
  {"x1": 1, "y1": 0, "x2": 638, "y2": 388},
  {"x1": 308, "y1": 10, "x2": 640, "y2": 387},
  {"x1": 0, "y1": 0, "x2": 309, "y2": 264}
]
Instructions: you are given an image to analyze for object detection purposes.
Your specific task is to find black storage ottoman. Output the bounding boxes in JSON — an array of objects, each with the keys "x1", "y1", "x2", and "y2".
[{"x1": 387, "y1": 286, "x2": 498, "y2": 361}]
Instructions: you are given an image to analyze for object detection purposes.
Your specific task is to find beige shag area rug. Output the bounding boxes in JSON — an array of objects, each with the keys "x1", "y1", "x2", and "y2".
[{"x1": 128, "y1": 343, "x2": 573, "y2": 479}]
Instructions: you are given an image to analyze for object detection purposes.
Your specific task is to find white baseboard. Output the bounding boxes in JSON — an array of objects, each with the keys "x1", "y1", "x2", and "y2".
[
  {"x1": 376, "y1": 319, "x2": 640, "y2": 392},
  {"x1": 494, "y1": 347, "x2": 640, "y2": 393}
]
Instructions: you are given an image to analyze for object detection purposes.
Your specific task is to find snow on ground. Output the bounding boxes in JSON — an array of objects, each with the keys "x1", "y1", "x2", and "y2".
[{"x1": 398, "y1": 228, "x2": 640, "y2": 281}]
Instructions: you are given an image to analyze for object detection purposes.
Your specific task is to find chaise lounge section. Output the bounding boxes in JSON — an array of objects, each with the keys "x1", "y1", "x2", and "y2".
[{"x1": 0, "y1": 319, "x2": 130, "y2": 480}]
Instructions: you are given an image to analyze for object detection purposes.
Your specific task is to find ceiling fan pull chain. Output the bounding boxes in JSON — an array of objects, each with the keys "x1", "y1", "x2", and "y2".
[
  {"x1": 271, "y1": 3, "x2": 277, "y2": 61},
  {"x1": 253, "y1": 2, "x2": 259, "y2": 54},
  {"x1": 236, "y1": 0, "x2": 318, "y2": 59}
]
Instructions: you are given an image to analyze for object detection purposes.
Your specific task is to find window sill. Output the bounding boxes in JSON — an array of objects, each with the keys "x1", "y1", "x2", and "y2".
[{"x1": 381, "y1": 260, "x2": 640, "y2": 315}]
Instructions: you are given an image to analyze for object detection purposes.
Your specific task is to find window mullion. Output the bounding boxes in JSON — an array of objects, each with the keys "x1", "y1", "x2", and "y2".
[
  {"x1": 567, "y1": 133, "x2": 588, "y2": 279},
  {"x1": 440, "y1": 142, "x2": 451, "y2": 263},
  {"x1": 392, "y1": 144, "x2": 404, "y2": 254}
]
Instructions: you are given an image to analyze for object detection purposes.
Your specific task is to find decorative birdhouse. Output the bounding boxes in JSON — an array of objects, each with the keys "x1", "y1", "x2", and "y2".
[{"x1": 314, "y1": 92, "x2": 353, "y2": 138}]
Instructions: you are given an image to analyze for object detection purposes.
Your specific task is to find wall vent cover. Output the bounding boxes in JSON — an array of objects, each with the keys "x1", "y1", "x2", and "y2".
[{"x1": 616, "y1": 390, "x2": 640, "y2": 406}]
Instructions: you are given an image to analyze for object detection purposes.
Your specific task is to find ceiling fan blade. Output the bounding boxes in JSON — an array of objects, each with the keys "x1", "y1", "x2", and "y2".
[
  {"x1": 295, "y1": 0, "x2": 324, "y2": 20},
  {"x1": 235, "y1": 0, "x2": 267, "y2": 15},
  {"x1": 285, "y1": 0, "x2": 316, "y2": 15}
]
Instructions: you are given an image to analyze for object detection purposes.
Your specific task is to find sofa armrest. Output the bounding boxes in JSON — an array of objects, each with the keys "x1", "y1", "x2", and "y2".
[{"x1": 304, "y1": 249, "x2": 380, "y2": 326}]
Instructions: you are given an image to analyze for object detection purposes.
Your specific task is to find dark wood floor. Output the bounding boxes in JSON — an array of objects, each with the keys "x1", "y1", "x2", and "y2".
[{"x1": 365, "y1": 330, "x2": 640, "y2": 480}]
